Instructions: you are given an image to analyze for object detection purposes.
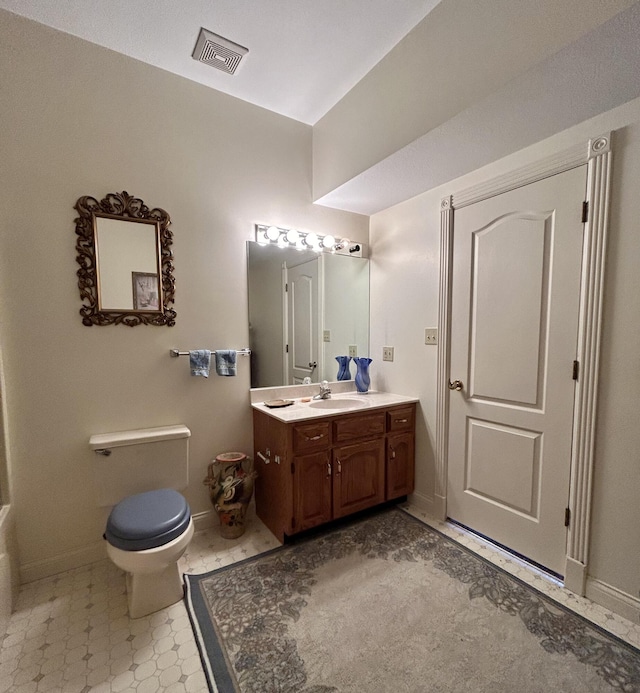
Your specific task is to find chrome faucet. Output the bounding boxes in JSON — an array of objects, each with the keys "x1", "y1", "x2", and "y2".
[{"x1": 313, "y1": 380, "x2": 332, "y2": 400}]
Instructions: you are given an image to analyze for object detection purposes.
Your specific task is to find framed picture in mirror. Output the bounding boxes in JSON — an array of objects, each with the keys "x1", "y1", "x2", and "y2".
[{"x1": 132, "y1": 272, "x2": 160, "y2": 310}]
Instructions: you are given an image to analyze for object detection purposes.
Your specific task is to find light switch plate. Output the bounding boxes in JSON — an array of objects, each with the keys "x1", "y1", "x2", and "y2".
[
  {"x1": 382, "y1": 346, "x2": 394, "y2": 362},
  {"x1": 348, "y1": 345, "x2": 357, "y2": 357},
  {"x1": 425, "y1": 328, "x2": 438, "y2": 345},
  {"x1": 323, "y1": 330, "x2": 331, "y2": 342}
]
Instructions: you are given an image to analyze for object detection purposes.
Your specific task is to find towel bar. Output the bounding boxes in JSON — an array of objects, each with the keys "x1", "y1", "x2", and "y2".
[{"x1": 170, "y1": 349, "x2": 251, "y2": 358}]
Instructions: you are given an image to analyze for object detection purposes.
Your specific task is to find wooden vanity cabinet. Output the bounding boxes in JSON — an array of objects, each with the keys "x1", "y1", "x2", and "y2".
[{"x1": 253, "y1": 402, "x2": 416, "y2": 541}]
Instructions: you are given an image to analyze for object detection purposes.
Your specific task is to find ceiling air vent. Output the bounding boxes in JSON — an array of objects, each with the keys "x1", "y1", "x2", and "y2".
[{"x1": 192, "y1": 28, "x2": 248, "y2": 75}]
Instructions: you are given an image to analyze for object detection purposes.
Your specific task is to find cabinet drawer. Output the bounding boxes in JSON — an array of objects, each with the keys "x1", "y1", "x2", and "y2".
[
  {"x1": 293, "y1": 421, "x2": 331, "y2": 453},
  {"x1": 333, "y1": 412, "x2": 385, "y2": 444},
  {"x1": 387, "y1": 406, "x2": 415, "y2": 433}
]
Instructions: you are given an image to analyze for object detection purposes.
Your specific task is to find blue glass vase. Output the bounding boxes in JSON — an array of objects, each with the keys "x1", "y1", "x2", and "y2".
[
  {"x1": 335, "y1": 355, "x2": 352, "y2": 381},
  {"x1": 353, "y1": 357, "x2": 372, "y2": 393}
]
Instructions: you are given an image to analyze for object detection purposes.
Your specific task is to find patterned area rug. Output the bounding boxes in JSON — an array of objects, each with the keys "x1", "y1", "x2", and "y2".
[{"x1": 184, "y1": 508, "x2": 640, "y2": 692}]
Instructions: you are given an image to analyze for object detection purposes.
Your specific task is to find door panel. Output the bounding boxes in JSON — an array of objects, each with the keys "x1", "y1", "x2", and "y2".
[
  {"x1": 447, "y1": 166, "x2": 586, "y2": 575},
  {"x1": 465, "y1": 419, "x2": 541, "y2": 518},
  {"x1": 470, "y1": 214, "x2": 550, "y2": 406}
]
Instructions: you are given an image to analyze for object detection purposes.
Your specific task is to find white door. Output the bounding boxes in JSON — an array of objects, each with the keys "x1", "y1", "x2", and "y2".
[
  {"x1": 447, "y1": 166, "x2": 586, "y2": 575},
  {"x1": 287, "y1": 259, "x2": 319, "y2": 384}
]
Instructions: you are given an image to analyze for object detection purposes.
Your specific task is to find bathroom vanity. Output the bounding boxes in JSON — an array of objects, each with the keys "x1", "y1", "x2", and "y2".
[{"x1": 251, "y1": 392, "x2": 417, "y2": 541}]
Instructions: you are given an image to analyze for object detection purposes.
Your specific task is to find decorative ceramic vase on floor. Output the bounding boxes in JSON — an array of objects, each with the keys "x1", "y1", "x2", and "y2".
[
  {"x1": 335, "y1": 355, "x2": 352, "y2": 381},
  {"x1": 353, "y1": 357, "x2": 372, "y2": 393},
  {"x1": 203, "y1": 452, "x2": 257, "y2": 539}
]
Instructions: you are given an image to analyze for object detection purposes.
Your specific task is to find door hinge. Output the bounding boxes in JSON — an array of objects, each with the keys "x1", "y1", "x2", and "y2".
[
  {"x1": 582, "y1": 200, "x2": 589, "y2": 223},
  {"x1": 564, "y1": 507, "x2": 571, "y2": 527},
  {"x1": 572, "y1": 360, "x2": 579, "y2": 380},
  {"x1": 290, "y1": 462, "x2": 295, "y2": 474},
  {"x1": 285, "y1": 344, "x2": 289, "y2": 353},
  {"x1": 285, "y1": 283, "x2": 288, "y2": 292}
]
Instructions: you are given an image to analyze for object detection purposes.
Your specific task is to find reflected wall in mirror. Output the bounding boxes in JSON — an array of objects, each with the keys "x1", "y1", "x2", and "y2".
[
  {"x1": 74, "y1": 191, "x2": 176, "y2": 326},
  {"x1": 247, "y1": 241, "x2": 369, "y2": 388}
]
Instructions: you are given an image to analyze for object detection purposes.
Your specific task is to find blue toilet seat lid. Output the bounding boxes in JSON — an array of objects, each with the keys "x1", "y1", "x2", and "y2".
[{"x1": 106, "y1": 489, "x2": 191, "y2": 551}]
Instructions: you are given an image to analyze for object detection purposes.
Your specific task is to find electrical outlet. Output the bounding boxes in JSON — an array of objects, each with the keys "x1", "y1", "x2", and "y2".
[
  {"x1": 382, "y1": 346, "x2": 394, "y2": 362},
  {"x1": 323, "y1": 330, "x2": 331, "y2": 342},
  {"x1": 348, "y1": 345, "x2": 357, "y2": 357},
  {"x1": 425, "y1": 328, "x2": 438, "y2": 345}
]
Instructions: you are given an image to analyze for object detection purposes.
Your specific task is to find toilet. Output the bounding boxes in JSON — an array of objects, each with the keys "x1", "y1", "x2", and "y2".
[{"x1": 90, "y1": 424, "x2": 194, "y2": 618}]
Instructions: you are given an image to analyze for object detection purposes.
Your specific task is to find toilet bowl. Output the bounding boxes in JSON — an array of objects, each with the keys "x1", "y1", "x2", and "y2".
[{"x1": 105, "y1": 488, "x2": 194, "y2": 618}]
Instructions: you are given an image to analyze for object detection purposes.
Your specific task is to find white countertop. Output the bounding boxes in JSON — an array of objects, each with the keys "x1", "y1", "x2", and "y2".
[{"x1": 251, "y1": 391, "x2": 418, "y2": 423}]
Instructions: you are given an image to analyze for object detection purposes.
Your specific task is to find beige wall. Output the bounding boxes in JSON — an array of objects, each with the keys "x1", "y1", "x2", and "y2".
[
  {"x1": 0, "y1": 12, "x2": 367, "y2": 580},
  {"x1": 313, "y1": 0, "x2": 635, "y2": 201},
  {"x1": 370, "y1": 97, "x2": 640, "y2": 602}
]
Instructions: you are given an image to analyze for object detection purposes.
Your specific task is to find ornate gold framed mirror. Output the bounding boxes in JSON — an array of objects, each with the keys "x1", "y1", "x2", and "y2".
[{"x1": 74, "y1": 191, "x2": 176, "y2": 326}]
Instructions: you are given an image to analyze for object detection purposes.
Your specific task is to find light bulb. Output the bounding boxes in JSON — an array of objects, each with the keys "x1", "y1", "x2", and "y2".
[
  {"x1": 305, "y1": 232, "x2": 318, "y2": 247},
  {"x1": 321, "y1": 234, "x2": 336, "y2": 249},
  {"x1": 285, "y1": 229, "x2": 300, "y2": 245},
  {"x1": 266, "y1": 226, "x2": 280, "y2": 241}
]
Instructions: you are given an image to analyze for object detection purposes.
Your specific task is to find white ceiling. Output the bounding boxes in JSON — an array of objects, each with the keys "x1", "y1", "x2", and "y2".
[{"x1": 0, "y1": 0, "x2": 440, "y2": 124}]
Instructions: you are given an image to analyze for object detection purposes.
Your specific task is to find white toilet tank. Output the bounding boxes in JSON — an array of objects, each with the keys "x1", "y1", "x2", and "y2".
[{"x1": 90, "y1": 425, "x2": 191, "y2": 507}]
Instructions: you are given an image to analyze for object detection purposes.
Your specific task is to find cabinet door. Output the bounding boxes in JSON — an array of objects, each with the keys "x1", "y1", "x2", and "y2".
[
  {"x1": 386, "y1": 433, "x2": 415, "y2": 499},
  {"x1": 333, "y1": 439, "x2": 385, "y2": 518},
  {"x1": 293, "y1": 451, "x2": 332, "y2": 533}
]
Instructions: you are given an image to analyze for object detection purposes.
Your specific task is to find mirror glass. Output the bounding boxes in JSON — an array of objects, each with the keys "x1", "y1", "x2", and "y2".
[
  {"x1": 94, "y1": 216, "x2": 162, "y2": 311},
  {"x1": 247, "y1": 241, "x2": 369, "y2": 388}
]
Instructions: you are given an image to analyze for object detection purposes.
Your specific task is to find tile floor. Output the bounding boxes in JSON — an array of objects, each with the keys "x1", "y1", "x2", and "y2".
[{"x1": 1, "y1": 503, "x2": 638, "y2": 692}]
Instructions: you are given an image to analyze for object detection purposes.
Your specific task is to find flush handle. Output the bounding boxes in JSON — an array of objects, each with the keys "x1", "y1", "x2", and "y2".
[{"x1": 94, "y1": 448, "x2": 112, "y2": 456}]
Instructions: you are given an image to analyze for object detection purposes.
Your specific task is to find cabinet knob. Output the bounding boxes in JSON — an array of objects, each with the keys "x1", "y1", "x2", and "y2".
[
  {"x1": 257, "y1": 451, "x2": 270, "y2": 465},
  {"x1": 306, "y1": 433, "x2": 324, "y2": 441},
  {"x1": 390, "y1": 448, "x2": 396, "y2": 459},
  {"x1": 336, "y1": 459, "x2": 342, "y2": 474},
  {"x1": 394, "y1": 418, "x2": 408, "y2": 424},
  {"x1": 326, "y1": 462, "x2": 332, "y2": 477}
]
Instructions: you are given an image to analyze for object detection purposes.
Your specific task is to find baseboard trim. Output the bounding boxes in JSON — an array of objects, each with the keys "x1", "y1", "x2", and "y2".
[
  {"x1": 193, "y1": 509, "x2": 216, "y2": 533},
  {"x1": 585, "y1": 577, "x2": 640, "y2": 624},
  {"x1": 407, "y1": 491, "x2": 434, "y2": 517},
  {"x1": 20, "y1": 540, "x2": 106, "y2": 584}
]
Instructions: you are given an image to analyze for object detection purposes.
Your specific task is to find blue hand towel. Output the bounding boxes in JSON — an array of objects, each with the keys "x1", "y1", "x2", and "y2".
[
  {"x1": 189, "y1": 350, "x2": 211, "y2": 377},
  {"x1": 215, "y1": 350, "x2": 237, "y2": 376}
]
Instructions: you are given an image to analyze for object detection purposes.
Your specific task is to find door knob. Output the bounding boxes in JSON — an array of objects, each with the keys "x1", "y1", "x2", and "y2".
[{"x1": 448, "y1": 379, "x2": 463, "y2": 391}]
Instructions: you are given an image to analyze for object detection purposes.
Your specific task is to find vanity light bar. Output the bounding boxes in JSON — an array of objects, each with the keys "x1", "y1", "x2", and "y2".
[{"x1": 254, "y1": 224, "x2": 364, "y2": 256}]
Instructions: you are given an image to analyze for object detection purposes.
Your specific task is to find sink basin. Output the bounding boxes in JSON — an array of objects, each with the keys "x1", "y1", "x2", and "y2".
[{"x1": 308, "y1": 398, "x2": 367, "y2": 410}]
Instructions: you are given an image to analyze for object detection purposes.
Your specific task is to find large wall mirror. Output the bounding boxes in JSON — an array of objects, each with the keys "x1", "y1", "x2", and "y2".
[
  {"x1": 247, "y1": 241, "x2": 369, "y2": 388},
  {"x1": 74, "y1": 191, "x2": 176, "y2": 326}
]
